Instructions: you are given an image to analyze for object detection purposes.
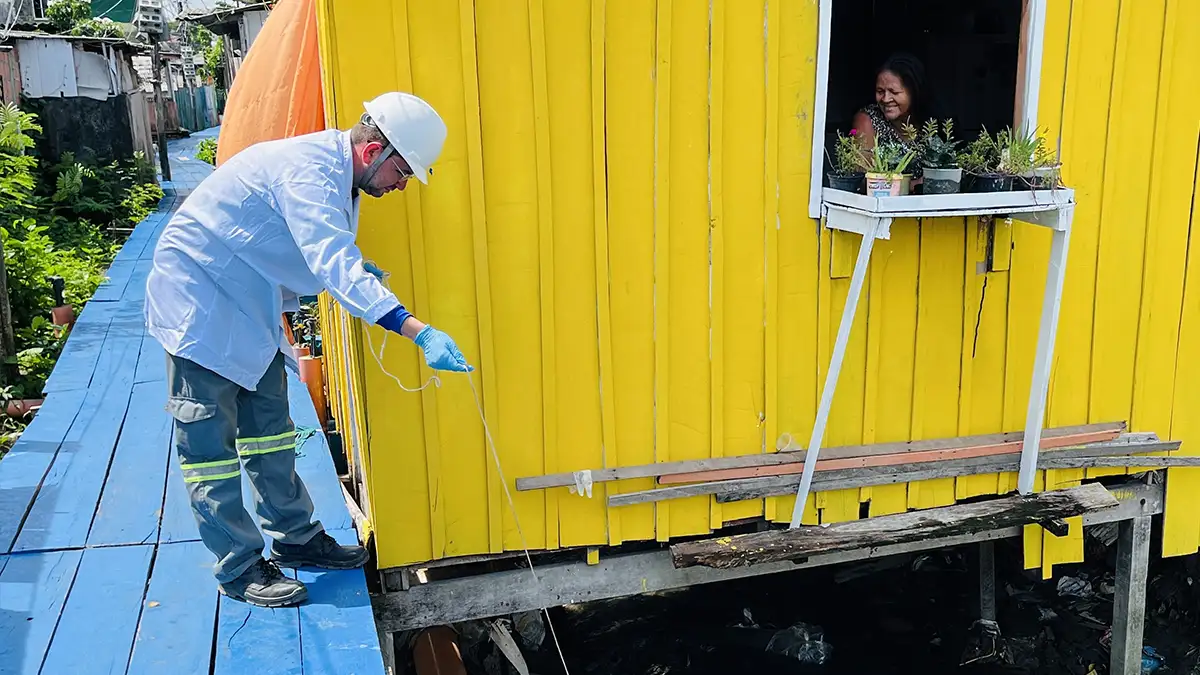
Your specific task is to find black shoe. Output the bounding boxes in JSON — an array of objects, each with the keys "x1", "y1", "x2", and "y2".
[
  {"x1": 219, "y1": 559, "x2": 308, "y2": 608},
  {"x1": 271, "y1": 531, "x2": 369, "y2": 570}
]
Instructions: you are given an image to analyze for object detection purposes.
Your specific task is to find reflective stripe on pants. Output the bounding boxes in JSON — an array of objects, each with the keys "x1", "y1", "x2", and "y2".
[{"x1": 166, "y1": 351, "x2": 323, "y2": 583}]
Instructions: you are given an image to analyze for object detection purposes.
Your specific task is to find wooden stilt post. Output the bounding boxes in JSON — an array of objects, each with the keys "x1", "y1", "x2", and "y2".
[
  {"x1": 1111, "y1": 515, "x2": 1151, "y2": 675},
  {"x1": 978, "y1": 540, "x2": 997, "y2": 623}
]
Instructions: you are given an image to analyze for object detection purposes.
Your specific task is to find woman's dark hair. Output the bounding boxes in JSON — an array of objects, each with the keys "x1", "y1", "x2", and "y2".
[{"x1": 876, "y1": 52, "x2": 927, "y2": 119}]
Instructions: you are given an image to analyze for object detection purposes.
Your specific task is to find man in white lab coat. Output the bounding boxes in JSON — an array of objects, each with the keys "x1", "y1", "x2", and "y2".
[{"x1": 145, "y1": 92, "x2": 470, "y2": 607}]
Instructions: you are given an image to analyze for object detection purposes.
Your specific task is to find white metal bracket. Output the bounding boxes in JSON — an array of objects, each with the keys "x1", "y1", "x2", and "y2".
[{"x1": 790, "y1": 189, "x2": 1075, "y2": 527}]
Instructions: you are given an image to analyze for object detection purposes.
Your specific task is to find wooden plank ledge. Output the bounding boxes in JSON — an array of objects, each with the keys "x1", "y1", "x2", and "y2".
[
  {"x1": 516, "y1": 421, "x2": 1127, "y2": 491},
  {"x1": 669, "y1": 483, "x2": 1119, "y2": 570}
]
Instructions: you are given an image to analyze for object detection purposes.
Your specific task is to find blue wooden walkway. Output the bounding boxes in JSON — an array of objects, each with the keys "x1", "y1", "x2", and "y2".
[{"x1": 0, "y1": 130, "x2": 386, "y2": 675}]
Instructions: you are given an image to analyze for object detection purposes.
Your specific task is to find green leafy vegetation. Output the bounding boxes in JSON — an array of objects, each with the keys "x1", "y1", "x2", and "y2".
[
  {"x1": 0, "y1": 103, "x2": 162, "y2": 454},
  {"x1": 46, "y1": 0, "x2": 125, "y2": 38},
  {"x1": 197, "y1": 138, "x2": 218, "y2": 166}
]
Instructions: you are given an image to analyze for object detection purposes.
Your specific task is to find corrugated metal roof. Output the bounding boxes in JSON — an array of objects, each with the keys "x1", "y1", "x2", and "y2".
[{"x1": 0, "y1": 29, "x2": 147, "y2": 50}]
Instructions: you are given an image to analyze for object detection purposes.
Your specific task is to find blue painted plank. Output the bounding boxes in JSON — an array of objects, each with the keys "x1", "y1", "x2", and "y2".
[
  {"x1": 287, "y1": 375, "x2": 352, "y2": 531},
  {"x1": 13, "y1": 336, "x2": 140, "y2": 552},
  {"x1": 0, "y1": 549, "x2": 84, "y2": 674},
  {"x1": 91, "y1": 259, "x2": 136, "y2": 302},
  {"x1": 0, "y1": 555, "x2": 7, "y2": 576},
  {"x1": 159, "y1": 433, "x2": 202, "y2": 544},
  {"x1": 294, "y1": 529, "x2": 385, "y2": 675},
  {"x1": 42, "y1": 302, "x2": 116, "y2": 394},
  {"x1": 40, "y1": 545, "x2": 155, "y2": 675},
  {"x1": 0, "y1": 389, "x2": 87, "y2": 553},
  {"x1": 126, "y1": 541, "x2": 218, "y2": 675},
  {"x1": 214, "y1": 590, "x2": 303, "y2": 675},
  {"x1": 134, "y1": 334, "x2": 167, "y2": 383},
  {"x1": 88, "y1": 382, "x2": 172, "y2": 546}
]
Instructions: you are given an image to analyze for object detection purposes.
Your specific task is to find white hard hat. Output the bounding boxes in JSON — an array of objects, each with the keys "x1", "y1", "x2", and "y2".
[{"x1": 361, "y1": 92, "x2": 446, "y2": 185}]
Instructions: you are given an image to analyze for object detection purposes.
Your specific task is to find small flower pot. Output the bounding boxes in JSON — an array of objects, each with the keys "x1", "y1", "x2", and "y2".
[
  {"x1": 866, "y1": 172, "x2": 909, "y2": 197},
  {"x1": 922, "y1": 166, "x2": 963, "y2": 194},
  {"x1": 1018, "y1": 164, "x2": 1061, "y2": 190},
  {"x1": 827, "y1": 171, "x2": 865, "y2": 193},
  {"x1": 969, "y1": 173, "x2": 1013, "y2": 193}
]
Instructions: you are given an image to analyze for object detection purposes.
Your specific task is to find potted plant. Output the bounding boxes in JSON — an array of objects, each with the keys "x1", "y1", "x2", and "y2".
[
  {"x1": 919, "y1": 118, "x2": 962, "y2": 194},
  {"x1": 995, "y1": 126, "x2": 1038, "y2": 191},
  {"x1": 826, "y1": 129, "x2": 866, "y2": 192},
  {"x1": 864, "y1": 140, "x2": 918, "y2": 197},
  {"x1": 1019, "y1": 131, "x2": 1061, "y2": 189},
  {"x1": 959, "y1": 129, "x2": 1009, "y2": 193}
]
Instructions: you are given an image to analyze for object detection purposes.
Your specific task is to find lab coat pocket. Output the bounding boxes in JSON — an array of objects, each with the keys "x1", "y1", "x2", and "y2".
[{"x1": 165, "y1": 397, "x2": 218, "y2": 424}]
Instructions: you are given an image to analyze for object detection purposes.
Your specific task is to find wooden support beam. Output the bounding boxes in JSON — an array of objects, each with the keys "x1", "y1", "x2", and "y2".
[
  {"x1": 603, "y1": 436, "x2": 1180, "y2": 508},
  {"x1": 670, "y1": 483, "x2": 1119, "y2": 570},
  {"x1": 658, "y1": 426, "x2": 1123, "y2": 484},
  {"x1": 373, "y1": 481, "x2": 1160, "y2": 633},
  {"x1": 514, "y1": 422, "x2": 1127, "y2": 491},
  {"x1": 977, "y1": 541, "x2": 996, "y2": 623},
  {"x1": 1111, "y1": 516, "x2": 1152, "y2": 675}
]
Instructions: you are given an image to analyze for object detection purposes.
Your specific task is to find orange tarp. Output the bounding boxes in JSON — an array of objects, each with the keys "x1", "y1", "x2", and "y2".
[{"x1": 215, "y1": 0, "x2": 326, "y2": 166}]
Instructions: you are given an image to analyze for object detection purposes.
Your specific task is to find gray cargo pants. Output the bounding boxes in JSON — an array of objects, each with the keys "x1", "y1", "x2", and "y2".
[{"x1": 166, "y1": 350, "x2": 323, "y2": 583}]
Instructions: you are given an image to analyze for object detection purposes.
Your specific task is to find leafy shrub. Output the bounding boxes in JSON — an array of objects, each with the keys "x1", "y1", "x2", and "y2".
[
  {"x1": 41, "y1": 151, "x2": 163, "y2": 231},
  {"x1": 2, "y1": 219, "x2": 112, "y2": 332},
  {"x1": 197, "y1": 138, "x2": 218, "y2": 166}
]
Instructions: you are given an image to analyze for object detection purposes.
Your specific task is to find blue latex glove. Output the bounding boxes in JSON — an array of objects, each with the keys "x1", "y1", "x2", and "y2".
[
  {"x1": 363, "y1": 260, "x2": 386, "y2": 280},
  {"x1": 413, "y1": 325, "x2": 473, "y2": 372}
]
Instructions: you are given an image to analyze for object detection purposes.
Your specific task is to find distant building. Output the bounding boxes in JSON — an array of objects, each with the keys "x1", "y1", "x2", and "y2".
[
  {"x1": 0, "y1": 0, "x2": 49, "y2": 26},
  {"x1": 177, "y1": 1, "x2": 272, "y2": 86},
  {"x1": 0, "y1": 31, "x2": 153, "y2": 163}
]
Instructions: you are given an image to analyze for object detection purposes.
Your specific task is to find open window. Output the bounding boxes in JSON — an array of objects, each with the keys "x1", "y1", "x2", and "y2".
[{"x1": 808, "y1": 0, "x2": 1047, "y2": 217}]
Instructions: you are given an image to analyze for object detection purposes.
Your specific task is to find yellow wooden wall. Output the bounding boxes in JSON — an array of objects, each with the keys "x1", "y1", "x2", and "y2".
[{"x1": 314, "y1": 0, "x2": 1200, "y2": 572}]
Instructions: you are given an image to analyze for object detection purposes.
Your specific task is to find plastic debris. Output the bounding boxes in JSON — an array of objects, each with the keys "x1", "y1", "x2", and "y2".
[
  {"x1": 1057, "y1": 575, "x2": 1094, "y2": 598},
  {"x1": 1142, "y1": 645, "x2": 1166, "y2": 674},
  {"x1": 512, "y1": 610, "x2": 546, "y2": 650},
  {"x1": 764, "y1": 622, "x2": 833, "y2": 665},
  {"x1": 487, "y1": 619, "x2": 531, "y2": 675}
]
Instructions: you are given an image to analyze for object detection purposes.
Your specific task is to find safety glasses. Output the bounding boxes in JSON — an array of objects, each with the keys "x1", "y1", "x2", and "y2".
[{"x1": 389, "y1": 156, "x2": 415, "y2": 182}]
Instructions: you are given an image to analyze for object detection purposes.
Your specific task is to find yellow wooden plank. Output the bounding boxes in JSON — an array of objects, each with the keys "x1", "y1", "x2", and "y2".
[
  {"x1": 1001, "y1": 0, "x2": 1072, "y2": 533},
  {"x1": 909, "y1": 218, "x2": 964, "y2": 509},
  {"x1": 591, "y1": 0, "x2": 620, "y2": 546},
  {"x1": 859, "y1": 227, "x2": 884, "y2": 508},
  {"x1": 652, "y1": 0, "x2": 672, "y2": 541},
  {"x1": 326, "y1": 0, "x2": 439, "y2": 567},
  {"x1": 1040, "y1": 0, "x2": 1125, "y2": 571},
  {"x1": 829, "y1": 231, "x2": 855, "y2": 279},
  {"x1": 396, "y1": 0, "x2": 451, "y2": 558},
  {"x1": 605, "y1": 0, "x2": 657, "y2": 542},
  {"x1": 1088, "y1": 0, "x2": 1167, "y2": 444},
  {"x1": 820, "y1": 229, "x2": 868, "y2": 524},
  {"x1": 475, "y1": 0, "x2": 547, "y2": 551},
  {"x1": 866, "y1": 222, "x2": 919, "y2": 517},
  {"x1": 808, "y1": 224, "x2": 835, "y2": 525},
  {"x1": 763, "y1": 0, "x2": 780, "y2": 523},
  {"x1": 721, "y1": 0, "x2": 766, "y2": 525},
  {"x1": 1152, "y1": 0, "x2": 1200, "y2": 558},
  {"x1": 406, "y1": 0, "x2": 497, "y2": 557},
  {"x1": 665, "y1": 0, "x2": 712, "y2": 538},
  {"x1": 1167, "y1": 137, "x2": 1200, "y2": 556},
  {"x1": 770, "y1": 0, "x2": 820, "y2": 524},
  {"x1": 527, "y1": 0, "x2": 559, "y2": 551},
  {"x1": 958, "y1": 220, "x2": 1003, "y2": 499},
  {"x1": 708, "y1": 0, "x2": 726, "y2": 531},
  {"x1": 455, "y1": 0, "x2": 503, "y2": 554},
  {"x1": 542, "y1": 0, "x2": 607, "y2": 549}
]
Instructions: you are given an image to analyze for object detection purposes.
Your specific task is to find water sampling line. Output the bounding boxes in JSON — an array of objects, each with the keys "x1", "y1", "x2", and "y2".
[{"x1": 361, "y1": 274, "x2": 573, "y2": 674}]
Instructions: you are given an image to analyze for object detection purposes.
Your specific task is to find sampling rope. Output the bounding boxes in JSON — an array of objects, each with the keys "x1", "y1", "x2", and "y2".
[{"x1": 360, "y1": 275, "x2": 572, "y2": 674}]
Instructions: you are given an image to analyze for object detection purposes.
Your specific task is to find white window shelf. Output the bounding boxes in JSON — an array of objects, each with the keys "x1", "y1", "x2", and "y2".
[
  {"x1": 788, "y1": 186, "x2": 1077, "y2": 527},
  {"x1": 820, "y1": 187, "x2": 1075, "y2": 240}
]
